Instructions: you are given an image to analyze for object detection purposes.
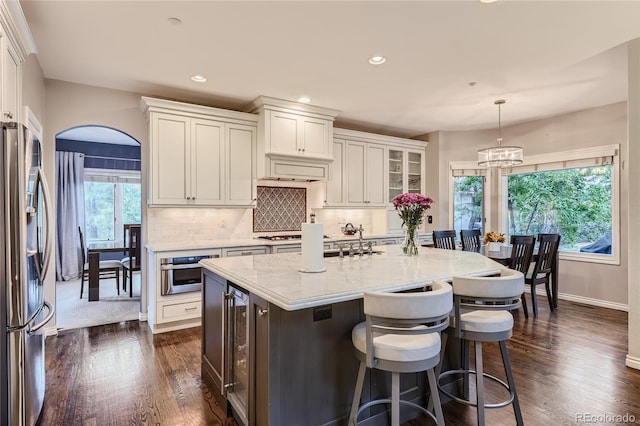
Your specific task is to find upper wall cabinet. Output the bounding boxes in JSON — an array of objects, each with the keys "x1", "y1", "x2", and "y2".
[
  {"x1": 244, "y1": 96, "x2": 340, "y2": 181},
  {"x1": 327, "y1": 128, "x2": 427, "y2": 208},
  {"x1": 0, "y1": 2, "x2": 38, "y2": 123},
  {"x1": 141, "y1": 97, "x2": 258, "y2": 207}
]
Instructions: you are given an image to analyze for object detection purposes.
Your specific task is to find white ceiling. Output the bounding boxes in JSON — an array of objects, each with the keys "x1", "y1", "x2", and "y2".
[{"x1": 19, "y1": 1, "x2": 640, "y2": 139}]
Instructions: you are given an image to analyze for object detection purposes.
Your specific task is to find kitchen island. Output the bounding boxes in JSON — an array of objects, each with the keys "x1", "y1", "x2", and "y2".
[{"x1": 200, "y1": 246, "x2": 504, "y2": 425}]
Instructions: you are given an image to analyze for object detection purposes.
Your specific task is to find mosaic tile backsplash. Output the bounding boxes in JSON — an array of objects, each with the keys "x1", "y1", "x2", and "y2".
[{"x1": 253, "y1": 186, "x2": 307, "y2": 232}]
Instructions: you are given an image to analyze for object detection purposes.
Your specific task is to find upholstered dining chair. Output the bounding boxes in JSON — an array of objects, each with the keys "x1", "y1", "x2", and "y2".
[
  {"x1": 525, "y1": 233, "x2": 561, "y2": 317},
  {"x1": 460, "y1": 229, "x2": 482, "y2": 252},
  {"x1": 78, "y1": 226, "x2": 121, "y2": 299},
  {"x1": 121, "y1": 224, "x2": 141, "y2": 297},
  {"x1": 432, "y1": 230, "x2": 457, "y2": 250}
]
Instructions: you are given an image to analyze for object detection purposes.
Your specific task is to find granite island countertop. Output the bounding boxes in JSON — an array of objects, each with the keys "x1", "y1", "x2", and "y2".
[{"x1": 199, "y1": 245, "x2": 504, "y2": 311}]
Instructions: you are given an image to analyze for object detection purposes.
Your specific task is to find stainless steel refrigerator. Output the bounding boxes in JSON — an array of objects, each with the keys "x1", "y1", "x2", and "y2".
[{"x1": 1, "y1": 122, "x2": 54, "y2": 425}]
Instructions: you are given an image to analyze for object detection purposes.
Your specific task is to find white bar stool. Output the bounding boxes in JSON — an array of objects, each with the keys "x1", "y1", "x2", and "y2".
[
  {"x1": 437, "y1": 269, "x2": 524, "y2": 426},
  {"x1": 349, "y1": 281, "x2": 453, "y2": 426}
]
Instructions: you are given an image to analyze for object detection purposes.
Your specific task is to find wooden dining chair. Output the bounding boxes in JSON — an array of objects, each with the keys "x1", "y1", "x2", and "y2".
[
  {"x1": 508, "y1": 235, "x2": 536, "y2": 318},
  {"x1": 121, "y1": 225, "x2": 141, "y2": 297},
  {"x1": 460, "y1": 229, "x2": 482, "y2": 252},
  {"x1": 78, "y1": 226, "x2": 121, "y2": 299},
  {"x1": 432, "y1": 230, "x2": 457, "y2": 250},
  {"x1": 525, "y1": 233, "x2": 561, "y2": 317}
]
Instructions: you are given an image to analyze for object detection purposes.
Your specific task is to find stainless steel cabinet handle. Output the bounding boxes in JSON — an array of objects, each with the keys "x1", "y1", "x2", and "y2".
[
  {"x1": 184, "y1": 306, "x2": 197, "y2": 311},
  {"x1": 258, "y1": 308, "x2": 268, "y2": 317},
  {"x1": 241, "y1": 251, "x2": 252, "y2": 255}
]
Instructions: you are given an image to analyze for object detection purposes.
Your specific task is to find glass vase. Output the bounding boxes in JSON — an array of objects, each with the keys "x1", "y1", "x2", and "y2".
[{"x1": 402, "y1": 224, "x2": 420, "y2": 256}]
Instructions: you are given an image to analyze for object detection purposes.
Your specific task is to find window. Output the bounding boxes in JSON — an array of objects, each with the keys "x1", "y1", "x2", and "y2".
[
  {"x1": 500, "y1": 145, "x2": 619, "y2": 265},
  {"x1": 84, "y1": 169, "x2": 141, "y2": 243},
  {"x1": 449, "y1": 162, "x2": 490, "y2": 242},
  {"x1": 453, "y1": 176, "x2": 484, "y2": 238}
]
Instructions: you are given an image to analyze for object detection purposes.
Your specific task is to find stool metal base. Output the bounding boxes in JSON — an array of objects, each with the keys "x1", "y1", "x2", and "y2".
[
  {"x1": 353, "y1": 398, "x2": 438, "y2": 426},
  {"x1": 437, "y1": 369, "x2": 515, "y2": 409}
]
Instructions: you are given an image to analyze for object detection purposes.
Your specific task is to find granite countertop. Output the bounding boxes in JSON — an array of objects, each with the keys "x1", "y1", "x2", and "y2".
[
  {"x1": 145, "y1": 233, "x2": 424, "y2": 252},
  {"x1": 199, "y1": 245, "x2": 503, "y2": 311}
]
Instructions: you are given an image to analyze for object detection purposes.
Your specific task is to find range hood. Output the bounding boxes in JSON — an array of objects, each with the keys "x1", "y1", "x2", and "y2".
[{"x1": 245, "y1": 96, "x2": 340, "y2": 181}]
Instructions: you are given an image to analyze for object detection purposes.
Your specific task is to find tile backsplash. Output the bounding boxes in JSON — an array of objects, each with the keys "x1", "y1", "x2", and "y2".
[
  {"x1": 146, "y1": 208, "x2": 253, "y2": 243},
  {"x1": 253, "y1": 186, "x2": 307, "y2": 232}
]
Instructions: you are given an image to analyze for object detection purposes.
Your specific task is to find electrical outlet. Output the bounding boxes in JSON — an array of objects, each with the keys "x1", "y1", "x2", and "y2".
[{"x1": 427, "y1": 215, "x2": 433, "y2": 224}]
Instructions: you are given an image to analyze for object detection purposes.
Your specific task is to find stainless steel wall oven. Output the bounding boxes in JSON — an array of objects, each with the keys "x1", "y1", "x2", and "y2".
[{"x1": 160, "y1": 255, "x2": 216, "y2": 295}]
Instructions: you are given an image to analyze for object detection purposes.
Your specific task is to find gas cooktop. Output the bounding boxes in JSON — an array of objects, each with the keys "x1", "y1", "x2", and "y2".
[{"x1": 257, "y1": 234, "x2": 330, "y2": 241}]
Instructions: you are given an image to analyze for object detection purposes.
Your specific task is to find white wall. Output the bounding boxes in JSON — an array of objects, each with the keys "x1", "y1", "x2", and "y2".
[{"x1": 431, "y1": 102, "x2": 628, "y2": 307}]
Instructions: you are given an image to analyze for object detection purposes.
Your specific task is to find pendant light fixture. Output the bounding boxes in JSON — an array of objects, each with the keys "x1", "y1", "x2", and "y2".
[{"x1": 477, "y1": 99, "x2": 523, "y2": 168}]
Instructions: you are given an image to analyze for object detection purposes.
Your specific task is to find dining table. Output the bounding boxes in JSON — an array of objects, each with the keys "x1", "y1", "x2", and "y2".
[
  {"x1": 478, "y1": 244, "x2": 559, "y2": 309},
  {"x1": 87, "y1": 241, "x2": 127, "y2": 301}
]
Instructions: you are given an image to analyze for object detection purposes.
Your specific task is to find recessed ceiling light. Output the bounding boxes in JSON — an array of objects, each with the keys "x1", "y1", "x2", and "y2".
[
  {"x1": 479, "y1": 0, "x2": 498, "y2": 3},
  {"x1": 190, "y1": 75, "x2": 207, "y2": 83},
  {"x1": 298, "y1": 96, "x2": 311, "y2": 104},
  {"x1": 168, "y1": 17, "x2": 182, "y2": 25},
  {"x1": 368, "y1": 55, "x2": 386, "y2": 65}
]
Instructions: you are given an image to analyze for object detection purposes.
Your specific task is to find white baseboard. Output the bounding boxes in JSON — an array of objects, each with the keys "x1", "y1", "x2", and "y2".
[
  {"x1": 138, "y1": 312, "x2": 148, "y2": 322},
  {"x1": 526, "y1": 288, "x2": 628, "y2": 312},
  {"x1": 625, "y1": 355, "x2": 640, "y2": 370},
  {"x1": 44, "y1": 326, "x2": 58, "y2": 337}
]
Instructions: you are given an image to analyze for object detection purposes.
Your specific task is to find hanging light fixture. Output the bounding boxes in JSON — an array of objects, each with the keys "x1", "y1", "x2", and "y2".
[{"x1": 477, "y1": 99, "x2": 523, "y2": 167}]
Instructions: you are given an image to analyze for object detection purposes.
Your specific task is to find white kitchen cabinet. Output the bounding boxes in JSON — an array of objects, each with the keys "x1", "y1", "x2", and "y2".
[
  {"x1": 267, "y1": 110, "x2": 332, "y2": 158},
  {"x1": 324, "y1": 138, "x2": 346, "y2": 206},
  {"x1": 2, "y1": 37, "x2": 19, "y2": 122},
  {"x1": 388, "y1": 148, "x2": 425, "y2": 202},
  {"x1": 141, "y1": 97, "x2": 258, "y2": 207},
  {"x1": 345, "y1": 141, "x2": 386, "y2": 207},
  {"x1": 245, "y1": 96, "x2": 340, "y2": 180}
]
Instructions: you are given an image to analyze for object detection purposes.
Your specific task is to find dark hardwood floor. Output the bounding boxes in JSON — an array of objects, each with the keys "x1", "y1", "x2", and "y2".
[{"x1": 39, "y1": 301, "x2": 640, "y2": 425}]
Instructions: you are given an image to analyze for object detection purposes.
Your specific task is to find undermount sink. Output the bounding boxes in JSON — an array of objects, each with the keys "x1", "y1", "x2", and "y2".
[{"x1": 323, "y1": 250, "x2": 382, "y2": 258}]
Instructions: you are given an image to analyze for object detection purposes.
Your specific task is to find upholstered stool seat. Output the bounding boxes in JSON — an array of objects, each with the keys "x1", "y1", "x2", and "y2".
[
  {"x1": 437, "y1": 269, "x2": 524, "y2": 426},
  {"x1": 349, "y1": 281, "x2": 453, "y2": 426}
]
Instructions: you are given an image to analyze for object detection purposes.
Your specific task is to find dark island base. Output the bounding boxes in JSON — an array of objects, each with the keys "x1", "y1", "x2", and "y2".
[{"x1": 202, "y1": 280, "x2": 463, "y2": 426}]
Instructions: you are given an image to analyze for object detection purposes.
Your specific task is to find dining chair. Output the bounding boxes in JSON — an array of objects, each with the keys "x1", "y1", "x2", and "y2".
[
  {"x1": 508, "y1": 235, "x2": 536, "y2": 318},
  {"x1": 121, "y1": 224, "x2": 141, "y2": 297},
  {"x1": 432, "y1": 230, "x2": 457, "y2": 250},
  {"x1": 78, "y1": 226, "x2": 121, "y2": 299},
  {"x1": 460, "y1": 229, "x2": 482, "y2": 252},
  {"x1": 525, "y1": 233, "x2": 561, "y2": 317}
]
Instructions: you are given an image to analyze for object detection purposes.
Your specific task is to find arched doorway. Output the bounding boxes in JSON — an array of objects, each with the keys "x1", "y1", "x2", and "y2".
[{"x1": 54, "y1": 125, "x2": 142, "y2": 330}]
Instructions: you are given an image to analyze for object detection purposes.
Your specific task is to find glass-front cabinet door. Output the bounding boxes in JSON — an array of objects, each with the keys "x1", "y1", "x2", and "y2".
[
  {"x1": 388, "y1": 149, "x2": 404, "y2": 202},
  {"x1": 388, "y1": 148, "x2": 424, "y2": 203}
]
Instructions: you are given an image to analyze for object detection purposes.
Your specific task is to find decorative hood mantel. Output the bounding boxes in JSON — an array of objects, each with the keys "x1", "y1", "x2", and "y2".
[{"x1": 244, "y1": 96, "x2": 340, "y2": 181}]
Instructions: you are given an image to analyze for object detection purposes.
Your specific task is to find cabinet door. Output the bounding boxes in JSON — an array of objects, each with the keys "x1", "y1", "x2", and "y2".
[
  {"x1": 151, "y1": 112, "x2": 190, "y2": 205},
  {"x1": 191, "y1": 118, "x2": 224, "y2": 205},
  {"x1": 202, "y1": 271, "x2": 227, "y2": 396},
  {"x1": 300, "y1": 116, "x2": 331, "y2": 158},
  {"x1": 345, "y1": 141, "x2": 366, "y2": 205},
  {"x1": 366, "y1": 144, "x2": 386, "y2": 206},
  {"x1": 250, "y1": 294, "x2": 270, "y2": 426},
  {"x1": 407, "y1": 149, "x2": 424, "y2": 194},
  {"x1": 268, "y1": 110, "x2": 299, "y2": 155},
  {"x1": 325, "y1": 138, "x2": 345, "y2": 206},
  {"x1": 2, "y1": 39, "x2": 18, "y2": 122},
  {"x1": 226, "y1": 123, "x2": 256, "y2": 206},
  {"x1": 388, "y1": 149, "x2": 404, "y2": 203}
]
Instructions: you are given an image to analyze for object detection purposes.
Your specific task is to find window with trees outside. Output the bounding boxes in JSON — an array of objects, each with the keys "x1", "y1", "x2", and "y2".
[
  {"x1": 501, "y1": 145, "x2": 619, "y2": 264},
  {"x1": 453, "y1": 176, "x2": 484, "y2": 240},
  {"x1": 84, "y1": 169, "x2": 141, "y2": 243}
]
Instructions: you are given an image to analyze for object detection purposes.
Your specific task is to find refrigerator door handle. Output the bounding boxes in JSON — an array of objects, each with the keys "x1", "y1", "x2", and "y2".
[
  {"x1": 27, "y1": 301, "x2": 54, "y2": 334},
  {"x1": 35, "y1": 167, "x2": 53, "y2": 282}
]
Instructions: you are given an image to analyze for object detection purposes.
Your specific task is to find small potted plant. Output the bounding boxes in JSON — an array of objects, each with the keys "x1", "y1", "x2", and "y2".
[{"x1": 483, "y1": 231, "x2": 506, "y2": 252}]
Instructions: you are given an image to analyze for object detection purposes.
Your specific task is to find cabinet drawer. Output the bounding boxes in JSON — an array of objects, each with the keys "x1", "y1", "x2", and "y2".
[
  {"x1": 223, "y1": 246, "x2": 268, "y2": 257},
  {"x1": 161, "y1": 300, "x2": 201, "y2": 321}
]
